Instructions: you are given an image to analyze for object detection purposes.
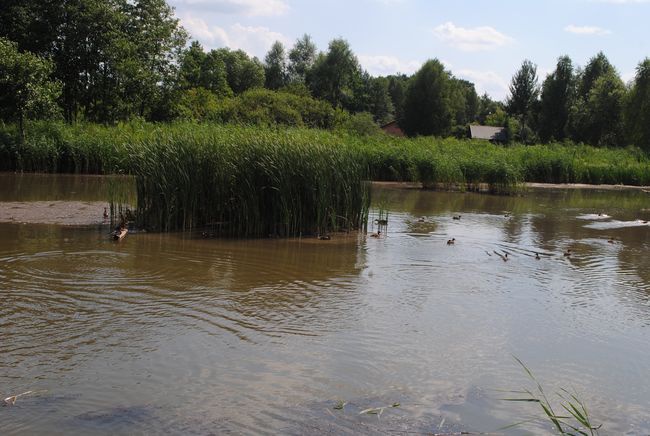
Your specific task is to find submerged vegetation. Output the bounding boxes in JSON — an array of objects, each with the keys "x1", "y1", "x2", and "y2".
[{"x1": 1, "y1": 121, "x2": 650, "y2": 234}]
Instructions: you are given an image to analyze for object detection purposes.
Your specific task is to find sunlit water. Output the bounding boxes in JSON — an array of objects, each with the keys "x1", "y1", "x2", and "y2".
[{"x1": 1, "y1": 174, "x2": 649, "y2": 435}]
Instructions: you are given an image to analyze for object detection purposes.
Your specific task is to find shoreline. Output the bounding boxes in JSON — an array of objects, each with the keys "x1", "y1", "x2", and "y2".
[
  {"x1": 2, "y1": 181, "x2": 648, "y2": 227},
  {"x1": 371, "y1": 180, "x2": 650, "y2": 191}
]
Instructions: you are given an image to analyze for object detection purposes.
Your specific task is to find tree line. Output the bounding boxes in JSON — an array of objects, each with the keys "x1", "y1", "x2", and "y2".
[{"x1": 1, "y1": 0, "x2": 649, "y2": 151}]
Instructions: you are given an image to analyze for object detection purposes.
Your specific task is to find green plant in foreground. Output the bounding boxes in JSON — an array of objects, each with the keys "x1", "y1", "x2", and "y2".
[{"x1": 503, "y1": 356, "x2": 601, "y2": 435}]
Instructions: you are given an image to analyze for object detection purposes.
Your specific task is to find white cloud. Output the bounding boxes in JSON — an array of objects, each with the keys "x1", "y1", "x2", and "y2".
[
  {"x1": 358, "y1": 55, "x2": 421, "y2": 76},
  {"x1": 172, "y1": 0, "x2": 288, "y2": 16},
  {"x1": 179, "y1": 14, "x2": 289, "y2": 58},
  {"x1": 456, "y1": 69, "x2": 510, "y2": 100},
  {"x1": 564, "y1": 25, "x2": 612, "y2": 35},
  {"x1": 433, "y1": 22, "x2": 513, "y2": 52}
]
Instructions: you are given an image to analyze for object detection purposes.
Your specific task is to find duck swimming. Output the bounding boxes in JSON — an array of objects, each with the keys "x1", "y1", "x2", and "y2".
[
  {"x1": 564, "y1": 249, "x2": 572, "y2": 257},
  {"x1": 370, "y1": 230, "x2": 381, "y2": 238},
  {"x1": 452, "y1": 215, "x2": 461, "y2": 220},
  {"x1": 447, "y1": 238, "x2": 455, "y2": 245},
  {"x1": 103, "y1": 207, "x2": 109, "y2": 220},
  {"x1": 535, "y1": 252, "x2": 540, "y2": 260}
]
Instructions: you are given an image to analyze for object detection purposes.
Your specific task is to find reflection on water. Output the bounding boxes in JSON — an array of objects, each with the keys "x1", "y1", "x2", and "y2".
[{"x1": 1, "y1": 174, "x2": 650, "y2": 435}]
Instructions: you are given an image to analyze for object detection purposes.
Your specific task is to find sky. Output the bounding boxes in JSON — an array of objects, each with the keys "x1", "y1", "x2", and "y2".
[{"x1": 167, "y1": 0, "x2": 650, "y2": 101}]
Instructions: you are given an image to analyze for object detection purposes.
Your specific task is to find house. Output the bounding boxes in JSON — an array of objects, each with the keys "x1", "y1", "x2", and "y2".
[
  {"x1": 381, "y1": 120, "x2": 405, "y2": 137},
  {"x1": 469, "y1": 125, "x2": 506, "y2": 142}
]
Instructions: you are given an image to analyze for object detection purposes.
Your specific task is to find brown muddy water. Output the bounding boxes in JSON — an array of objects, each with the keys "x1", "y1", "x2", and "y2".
[{"x1": 1, "y1": 173, "x2": 650, "y2": 435}]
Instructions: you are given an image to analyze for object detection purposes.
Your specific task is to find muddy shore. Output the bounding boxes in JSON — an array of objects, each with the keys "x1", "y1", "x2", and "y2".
[
  {"x1": 0, "y1": 201, "x2": 110, "y2": 226},
  {"x1": 1, "y1": 182, "x2": 648, "y2": 226}
]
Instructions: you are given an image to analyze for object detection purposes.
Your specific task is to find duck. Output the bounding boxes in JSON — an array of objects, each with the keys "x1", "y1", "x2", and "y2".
[
  {"x1": 535, "y1": 252, "x2": 541, "y2": 260},
  {"x1": 375, "y1": 219, "x2": 388, "y2": 226},
  {"x1": 607, "y1": 238, "x2": 615, "y2": 244},
  {"x1": 102, "y1": 207, "x2": 109, "y2": 220},
  {"x1": 503, "y1": 253, "x2": 509, "y2": 262},
  {"x1": 318, "y1": 234, "x2": 331, "y2": 240},
  {"x1": 564, "y1": 248, "x2": 572, "y2": 257},
  {"x1": 447, "y1": 238, "x2": 455, "y2": 245},
  {"x1": 370, "y1": 230, "x2": 381, "y2": 238},
  {"x1": 452, "y1": 215, "x2": 461, "y2": 220},
  {"x1": 418, "y1": 217, "x2": 425, "y2": 223}
]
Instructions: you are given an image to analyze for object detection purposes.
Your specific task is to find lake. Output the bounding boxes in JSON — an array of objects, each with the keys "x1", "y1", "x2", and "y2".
[{"x1": 1, "y1": 173, "x2": 649, "y2": 434}]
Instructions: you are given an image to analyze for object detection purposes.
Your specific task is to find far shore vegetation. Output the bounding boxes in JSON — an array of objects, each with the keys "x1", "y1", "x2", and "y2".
[{"x1": 2, "y1": 0, "x2": 650, "y2": 235}]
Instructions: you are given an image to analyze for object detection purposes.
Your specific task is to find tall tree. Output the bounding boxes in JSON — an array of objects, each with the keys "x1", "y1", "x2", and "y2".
[
  {"x1": 179, "y1": 41, "x2": 206, "y2": 89},
  {"x1": 477, "y1": 93, "x2": 501, "y2": 124},
  {"x1": 626, "y1": 58, "x2": 650, "y2": 151},
  {"x1": 350, "y1": 73, "x2": 394, "y2": 124},
  {"x1": 402, "y1": 59, "x2": 452, "y2": 137},
  {"x1": 538, "y1": 55, "x2": 575, "y2": 142},
  {"x1": 0, "y1": 38, "x2": 61, "y2": 138},
  {"x1": 506, "y1": 60, "x2": 539, "y2": 120},
  {"x1": 307, "y1": 38, "x2": 360, "y2": 109},
  {"x1": 200, "y1": 49, "x2": 232, "y2": 97},
  {"x1": 212, "y1": 48, "x2": 265, "y2": 94},
  {"x1": 288, "y1": 34, "x2": 317, "y2": 84},
  {"x1": 578, "y1": 52, "x2": 615, "y2": 99},
  {"x1": 571, "y1": 70, "x2": 626, "y2": 146},
  {"x1": 264, "y1": 41, "x2": 287, "y2": 90},
  {"x1": 387, "y1": 75, "x2": 408, "y2": 123}
]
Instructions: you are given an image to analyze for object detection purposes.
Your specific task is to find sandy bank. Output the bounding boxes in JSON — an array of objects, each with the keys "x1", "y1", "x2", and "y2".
[{"x1": 0, "y1": 201, "x2": 110, "y2": 226}]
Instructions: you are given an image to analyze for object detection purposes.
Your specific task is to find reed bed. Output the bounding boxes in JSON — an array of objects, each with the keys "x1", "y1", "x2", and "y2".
[{"x1": 2, "y1": 121, "x2": 649, "y2": 234}]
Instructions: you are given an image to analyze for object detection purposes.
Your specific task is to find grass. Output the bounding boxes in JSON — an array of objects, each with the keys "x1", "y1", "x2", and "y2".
[
  {"x1": 503, "y1": 357, "x2": 602, "y2": 435},
  {"x1": 1, "y1": 120, "x2": 649, "y2": 234}
]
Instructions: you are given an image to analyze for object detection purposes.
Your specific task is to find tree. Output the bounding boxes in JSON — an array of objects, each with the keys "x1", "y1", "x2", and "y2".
[
  {"x1": 626, "y1": 58, "x2": 650, "y2": 151},
  {"x1": 570, "y1": 71, "x2": 626, "y2": 147},
  {"x1": 0, "y1": 0, "x2": 187, "y2": 123},
  {"x1": 0, "y1": 38, "x2": 61, "y2": 139},
  {"x1": 212, "y1": 48, "x2": 265, "y2": 94},
  {"x1": 117, "y1": 0, "x2": 188, "y2": 119},
  {"x1": 288, "y1": 34, "x2": 317, "y2": 83},
  {"x1": 477, "y1": 93, "x2": 501, "y2": 124},
  {"x1": 307, "y1": 38, "x2": 360, "y2": 109},
  {"x1": 538, "y1": 55, "x2": 575, "y2": 142},
  {"x1": 578, "y1": 52, "x2": 615, "y2": 99},
  {"x1": 448, "y1": 78, "x2": 478, "y2": 126},
  {"x1": 402, "y1": 59, "x2": 452, "y2": 137},
  {"x1": 200, "y1": 50, "x2": 232, "y2": 97},
  {"x1": 179, "y1": 41, "x2": 206, "y2": 89},
  {"x1": 506, "y1": 60, "x2": 539, "y2": 120},
  {"x1": 387, "y1": 75, "x2": 408, "y2": 123},
  {"x1": 264, "y1": 41, "x2": 287, "y2": 90}
]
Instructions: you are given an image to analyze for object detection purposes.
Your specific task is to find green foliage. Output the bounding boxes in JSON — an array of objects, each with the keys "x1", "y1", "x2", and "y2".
[
  {"x1": 387, "y1": 75, "x2": 408, "y2": 123},
  {"x1": 307, "y1": 38, "x2": 361, "y2": 109},
  {"x1": 506, "y1": 60, "x2": 539, "y2": 125},
  {"x1": 264, "y1": 41, "x2": 288, "y2": 90},
  {"x1": 338, "y1": 112, "x2": 382, "y2": 136},
  {"x1": 539, "y1": 55, "x2": 575, "y2": 142},
  {"x1": 402, "y1": 59, "x2": 452, "y2": 137},
  {"x1": 174, "y1": 87, "x2": 221, "y2": 121},
  {"x1": 288, "y1": 34, "x2": 317, "y2": 84},
  {"x1": 504, "y1": 357, "x2": 602, "y2": 435},
  {"x1": 0, "y1": 37, "x2": 61, "y2": 138},
  {"x1": 570, "y1": 71, "x2": 627, "y2": 147},
  {"x1": 209, "y1": 48, "x2": 265, "y2": 95},
  {"x1": 578, "y1": 52, "x2": 616, "y2": 100},
  {"x1": 626, "y1": 58, "x2": 650, "y2": 152},
  {"x1": 2, "y1": 122, "x2": 650, "y2": 205},
  {"x1": 350, "y1": 73, "x2": 394, "y2": 124}
]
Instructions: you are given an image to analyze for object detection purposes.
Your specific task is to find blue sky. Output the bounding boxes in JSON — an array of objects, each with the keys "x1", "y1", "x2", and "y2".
[{"x1": 167, "y1": 0, "x2": 650, "y2": 100}]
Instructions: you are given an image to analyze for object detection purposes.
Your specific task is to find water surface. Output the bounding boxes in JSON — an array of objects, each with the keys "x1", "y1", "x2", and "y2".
[{"x1": 1, "y1": 174, "x2": 649, "y2": 434}]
